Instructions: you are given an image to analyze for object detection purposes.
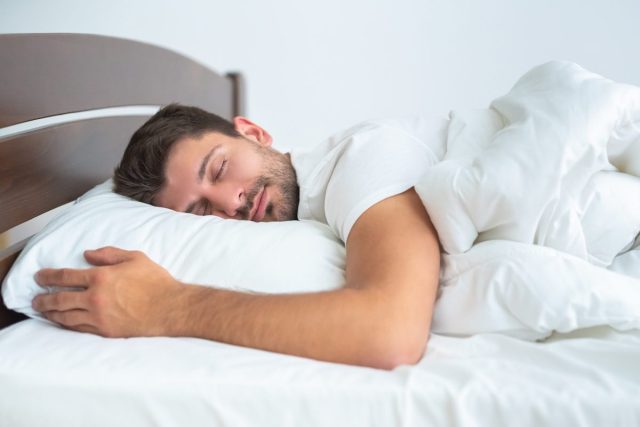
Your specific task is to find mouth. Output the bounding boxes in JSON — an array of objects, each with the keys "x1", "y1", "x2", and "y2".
[{"x1": 250, "y1": 186, "x2": 268, "y2": 222}]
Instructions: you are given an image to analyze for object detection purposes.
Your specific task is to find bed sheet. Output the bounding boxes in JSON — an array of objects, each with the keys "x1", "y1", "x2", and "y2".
[{"x1": 1, "y1": 319, "x2": 638, "y2": 426}]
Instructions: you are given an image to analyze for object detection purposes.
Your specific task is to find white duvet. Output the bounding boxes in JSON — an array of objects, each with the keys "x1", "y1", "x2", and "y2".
[{"x1": 421, "y1": 61, "x2": 640, "y2": 340}]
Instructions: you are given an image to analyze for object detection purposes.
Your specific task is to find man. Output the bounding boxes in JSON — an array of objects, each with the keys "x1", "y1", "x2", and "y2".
[{"x1": 32, "y1": 104, "x2": 442, "y2": 370}]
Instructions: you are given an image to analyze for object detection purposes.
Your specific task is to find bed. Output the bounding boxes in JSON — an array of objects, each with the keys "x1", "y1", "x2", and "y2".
[{"x1": 1, "y1": 33, "x2": 639, "y2": 427}]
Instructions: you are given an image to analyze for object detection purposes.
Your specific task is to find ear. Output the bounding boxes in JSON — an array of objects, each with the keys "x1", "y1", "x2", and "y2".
[{"x1": 232, "y1": 116, "x2": 273, "y2": 147}]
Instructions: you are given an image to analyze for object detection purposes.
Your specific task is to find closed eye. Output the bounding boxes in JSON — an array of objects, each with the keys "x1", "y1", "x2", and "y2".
[{"x1": 215, "y1": 160, "x2": 228, "y2": 181}]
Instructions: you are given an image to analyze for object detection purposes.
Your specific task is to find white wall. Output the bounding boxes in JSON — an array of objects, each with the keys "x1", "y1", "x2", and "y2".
[{"x1": 2, "y1": 0, "x2": 639, "y2": 151}]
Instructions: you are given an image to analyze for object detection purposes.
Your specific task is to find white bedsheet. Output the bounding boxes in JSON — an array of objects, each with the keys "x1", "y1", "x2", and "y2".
[{"x1": 1, "y1": 319, "x2": 639, "y2": 426}]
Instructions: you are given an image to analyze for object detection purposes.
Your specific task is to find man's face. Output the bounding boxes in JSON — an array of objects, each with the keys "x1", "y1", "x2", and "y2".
[{"x1": 154, "y1": 128, "x2": 299, "y2": 222}]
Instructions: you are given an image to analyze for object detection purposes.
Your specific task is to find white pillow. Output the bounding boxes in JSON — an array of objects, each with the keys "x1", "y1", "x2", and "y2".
[{"x1": 2, "y1": 180, "x2": 346, "y2": 319}]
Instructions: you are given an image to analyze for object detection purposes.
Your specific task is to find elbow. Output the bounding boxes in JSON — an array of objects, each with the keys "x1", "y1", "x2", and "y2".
[
  {"x1": 366, "y1": 332, "x2": 429, "y2": 371},
  {"x1": 380, "y1": 343, "x2": 427, "y2": 371},
  {"x1": 351, "y1": 288, "x2": 433, "y2": 370}
]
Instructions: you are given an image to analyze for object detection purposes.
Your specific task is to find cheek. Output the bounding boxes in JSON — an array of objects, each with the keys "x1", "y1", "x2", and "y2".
[{"x1": 231, "y1": 153, "x2": 265, "y2": 181}]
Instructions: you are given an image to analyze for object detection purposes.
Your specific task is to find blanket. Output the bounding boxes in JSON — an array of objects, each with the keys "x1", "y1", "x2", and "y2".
[{"x1": 418, "y1": 61, "x2": 640, "y2": 340}]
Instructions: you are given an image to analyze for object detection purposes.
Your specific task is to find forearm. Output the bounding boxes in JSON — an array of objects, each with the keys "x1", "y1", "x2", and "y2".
[
  {"x1": 162, "y1": 191, "x2": 439, "y2": 370},
  {"x1": 166, "y1": 284, "x2": 422, "y2": 369}
]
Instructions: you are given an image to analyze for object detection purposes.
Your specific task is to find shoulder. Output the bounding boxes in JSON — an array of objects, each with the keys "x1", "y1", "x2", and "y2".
[
  {"x1": 295, "y1": 117, "x2": 441, "y2": 164},
  {"x1": 291, "y1": 119, "x2": 434, "y2": 188},
  {"x1": 331, "y1": 116, "x2": 449, "y2": 161},
  {"x1": 290, "y1": 115, "x2": 448, "y2": 240}
]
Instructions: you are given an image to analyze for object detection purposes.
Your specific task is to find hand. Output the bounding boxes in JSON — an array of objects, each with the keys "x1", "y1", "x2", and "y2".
[{"x1": 32, "y1": 247, "x2": 183, "y2": 338}]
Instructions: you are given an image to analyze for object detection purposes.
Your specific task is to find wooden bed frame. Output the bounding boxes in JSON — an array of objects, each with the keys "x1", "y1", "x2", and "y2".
[{"x1": 0, "y1": 33, "x2": 244, "y2": 329}]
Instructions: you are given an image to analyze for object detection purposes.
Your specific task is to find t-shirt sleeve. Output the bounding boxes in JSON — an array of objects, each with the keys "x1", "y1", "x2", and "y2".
[{"x1": 324, "y1": 124, "x2": 438, "y2": 243}]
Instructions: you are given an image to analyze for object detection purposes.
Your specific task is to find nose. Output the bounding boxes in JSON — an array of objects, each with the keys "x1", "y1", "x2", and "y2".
[{"x1": 206, "y1": 182, "x2": 245, "y2": 219}]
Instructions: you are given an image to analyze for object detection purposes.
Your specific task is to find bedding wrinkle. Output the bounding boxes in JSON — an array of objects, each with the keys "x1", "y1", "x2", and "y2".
[{"x1": 417, "y1": 61, "x2": 640, "y2": 341}]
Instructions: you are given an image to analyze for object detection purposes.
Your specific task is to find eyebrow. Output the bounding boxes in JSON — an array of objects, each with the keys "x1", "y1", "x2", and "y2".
[{"x1": 184, "y1": 144, "x2": 223, "y2": 214}]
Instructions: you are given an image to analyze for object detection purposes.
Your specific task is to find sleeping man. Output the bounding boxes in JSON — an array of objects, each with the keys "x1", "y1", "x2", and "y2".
[
  {"x1": 31, "y1": 103, "x2": 443, "y2": 370},
  {"x1": 30, "y1": 61, "x2": 640, "y2": 370}
]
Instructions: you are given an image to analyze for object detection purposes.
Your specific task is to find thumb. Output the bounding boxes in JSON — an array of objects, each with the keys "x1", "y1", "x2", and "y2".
[{"x1": 84, "y1": 246, "x2": 136, "y2": 266}]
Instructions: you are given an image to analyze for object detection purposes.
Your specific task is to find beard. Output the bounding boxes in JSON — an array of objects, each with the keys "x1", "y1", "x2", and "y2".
[{"x1": 237, "y1": 144, "x2": 299, "y2": 221}]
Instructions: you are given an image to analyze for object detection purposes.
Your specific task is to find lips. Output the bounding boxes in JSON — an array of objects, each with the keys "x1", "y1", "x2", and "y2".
[{"x1": 250, "y1": 186, "x2": 268, "y2": 221}]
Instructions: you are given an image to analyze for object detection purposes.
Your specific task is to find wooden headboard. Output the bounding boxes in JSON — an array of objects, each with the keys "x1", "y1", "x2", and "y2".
[{"x1": 0, "y1": 33, "x2": 245, "y2": 329}]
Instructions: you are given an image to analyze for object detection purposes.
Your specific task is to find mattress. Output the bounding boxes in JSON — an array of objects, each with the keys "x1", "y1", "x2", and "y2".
[{"x1": 1, "y1": 319, "x2": 639, "y2": 426}]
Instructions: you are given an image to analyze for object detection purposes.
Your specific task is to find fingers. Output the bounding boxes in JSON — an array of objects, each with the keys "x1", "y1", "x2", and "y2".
[
  {"x1": 42, "y1": 309, "x2": 91, "y2": 328},
  {"x1": 32, "y1": 290, "x2": 89, "y2": 312},
  {"x1": 84, "y1": 246, "x2": 139, "y2": 266},
  {"x1": 33, "y1": 290, "x2": 106, "y2": 337},
  {"x1": 44, "y1": 310, "x2": 112, "y2": 338},
  {"x1": 35, "y1": 267, "x2": 91, "y2": 288}
]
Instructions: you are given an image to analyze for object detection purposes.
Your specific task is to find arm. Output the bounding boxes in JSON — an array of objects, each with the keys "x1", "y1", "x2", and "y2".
[{"x1": 33, "y1": 189, "x2": 440, "y2": 369}]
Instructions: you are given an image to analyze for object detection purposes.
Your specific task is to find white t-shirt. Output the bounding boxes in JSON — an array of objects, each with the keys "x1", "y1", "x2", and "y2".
[{"x1": 290, "y1": 116, "x2": 449, "y2": 243}]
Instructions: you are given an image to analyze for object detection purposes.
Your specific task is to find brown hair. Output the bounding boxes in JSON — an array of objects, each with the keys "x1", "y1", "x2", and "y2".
[{"x1": 113, "y1": 104, "x2": 240, "y2": 204}]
